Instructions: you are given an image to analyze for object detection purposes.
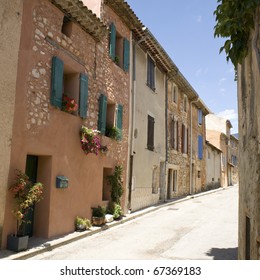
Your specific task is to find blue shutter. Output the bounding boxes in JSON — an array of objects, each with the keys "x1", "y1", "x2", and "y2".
[
  {"x1": 51, "y1": 56, "x2": 63, "y2": 108},
  {"x1": 98, "y1": 94, "x2": 107, "y2": 135},
  {"x1": 79, "y1": 73, "x2": 88, "y2": 118},
  {"x1": 116, "y1": 104, "x2": 123, "y2": 140},
  {"x1": 109, "y1": 22, "x2": 116, "y2": 60},
  {"x1": 198, "y1": 109, "x2": 203, "y2": 125},
  {"x1": 198, "y1": 135, "x2": 203, "y2": 160},
  {"x1": 123, "y1": 38, "x2": 130, "y2": 72}
]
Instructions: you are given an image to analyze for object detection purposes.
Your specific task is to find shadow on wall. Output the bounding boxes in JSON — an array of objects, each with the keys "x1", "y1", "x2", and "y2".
[{"x1": 206, "y1": 247, "x2": 238, "y2": 260}]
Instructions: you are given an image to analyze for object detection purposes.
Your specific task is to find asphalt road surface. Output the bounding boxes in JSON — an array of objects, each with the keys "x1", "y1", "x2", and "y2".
[{"x1": 29, "y1": 185, "x2": 238, "y2": 260}]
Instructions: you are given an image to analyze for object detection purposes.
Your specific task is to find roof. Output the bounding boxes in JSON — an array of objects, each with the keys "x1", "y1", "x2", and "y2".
[
  {"x1": 206, "y1": 141, "x2": 222, "y2": 153},
  {"x1": 105, "y1": 0, "x2": 210, "y2": 115},
  {"x1": 49, "y1": 0, "x2": 108, "y2": 41}
]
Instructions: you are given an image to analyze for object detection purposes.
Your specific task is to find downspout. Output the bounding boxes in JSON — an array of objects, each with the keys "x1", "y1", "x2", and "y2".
[
  {"x1": 190, "y1": 98, "x2": 199, "y2": 194},
  {"x1": 164, "y1": 73, "x2": 169, "y2": 202}
]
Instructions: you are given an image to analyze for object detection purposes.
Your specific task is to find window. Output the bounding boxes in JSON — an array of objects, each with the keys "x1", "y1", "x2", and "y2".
[
  {"x1": 51, "y1": 56, "x2": 88, "y2": 118},
  {"x1": 102, "y1": 168, "x2": 113, "y2": 201},
  {"x1": 61, "y1": 16, "x2": 72, "y2": 38},
  {"x1": 198, "y1": 171, "x2": 201, "y2": 178},
  {"x1": 170, "y1": 118, "x2": 178, "y2": 150},
  {"x1": 98, "y1": 94, "x2": 123, "y2": 140},
  {"x1": 183, "y1": 95, "x2": 188, "y2": 112},
  {"x1": 232, "y1": 155, "x2": 237, "y2": 166},
  {"x1": 171, "y1": 83, "x2": 178, "y2": 103},
  {"x1": 198, "y1": 135, "x2": 203, "y2": 160},
  {"x1": 198, "y1": 109, "x2": 203, "y2": 125},
  {"x1": 147, "y1": 55, "x2": 155, "y2": 90},
  {"x1": 109, "y1": 22, "x2": 130, "y2": 71},
  {"x1": 147, "y1": 115, "x2": 155, "y2": 151},
  {"x1": 181, "y1": 124, "x2": 188, "y2": 154}
]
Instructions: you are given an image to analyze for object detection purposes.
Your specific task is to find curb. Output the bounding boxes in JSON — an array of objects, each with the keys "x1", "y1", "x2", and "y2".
[{"x1": 1, "y1": 186, "x2": 229, "y2": 260}]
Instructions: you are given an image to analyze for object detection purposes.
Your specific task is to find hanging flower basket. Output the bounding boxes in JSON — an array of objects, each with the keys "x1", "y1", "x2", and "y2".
[{"x1": 80, "y1": 126, "x2": 101, "y2": 155}]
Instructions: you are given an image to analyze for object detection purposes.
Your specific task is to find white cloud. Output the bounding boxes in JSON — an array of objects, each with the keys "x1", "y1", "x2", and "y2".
[
  {"x1": 217, "y1": 109, "x2": 238, "y2": 121},
  {"x1": 196, "y1": 15, "x2": 202, "y2": 23},
  {"x1": 219, "y1": 77, "x2": 227, "y2": 85}
]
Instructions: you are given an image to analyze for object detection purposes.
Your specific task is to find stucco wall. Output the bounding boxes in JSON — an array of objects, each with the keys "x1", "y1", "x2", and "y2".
[
  {"x1": 206, "y1": 144, "x2": 221, "y2": 190},
  {"x1": 0, "y1": 0, "x2": 23, "y2": 246},
  {"x1": 130, "y1": 45, "x2": 166, "y2": 211},
  {"x1": 238, "y1": 10, "x2": 260, "y2": 259}
]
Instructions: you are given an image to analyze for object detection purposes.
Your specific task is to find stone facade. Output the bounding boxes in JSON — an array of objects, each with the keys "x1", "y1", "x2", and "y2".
[{"x1": 2, "y1": 0, "x2": 130, "y2": 248}]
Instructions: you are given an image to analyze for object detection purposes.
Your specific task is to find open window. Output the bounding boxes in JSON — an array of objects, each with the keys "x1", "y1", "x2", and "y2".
[
  {"x1": 61, "y1": 16, "x2": 73, "y2": 38},
  {"x1": 51, "y1": 56, "x2": 88, "y2": 118}
]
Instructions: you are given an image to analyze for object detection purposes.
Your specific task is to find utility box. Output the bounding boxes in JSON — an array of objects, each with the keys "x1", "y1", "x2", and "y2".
[{"x1": 56, "y1": 176, "x2": 68, "y2": 189}]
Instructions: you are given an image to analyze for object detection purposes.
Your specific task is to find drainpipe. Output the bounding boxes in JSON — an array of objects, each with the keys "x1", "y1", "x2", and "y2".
[{"x1": 190, "y1": 98, "x2": 199, "y2": 194}]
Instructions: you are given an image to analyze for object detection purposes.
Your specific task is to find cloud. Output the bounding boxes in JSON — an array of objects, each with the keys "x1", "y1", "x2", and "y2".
[
  {"x1": 217, "y1": 109, "x2": 238, "y2": 121},
  {"x1": 196, "y1": 15, "x2": 202, "y2": 23},
  {"x1": 219, "y1": 78, "x2": 227, "y2": 85}
]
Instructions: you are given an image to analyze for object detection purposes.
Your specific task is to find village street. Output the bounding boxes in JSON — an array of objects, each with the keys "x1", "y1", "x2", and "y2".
[{"x1": 28, "y1": 185, "x2": 238, "y2": 260}]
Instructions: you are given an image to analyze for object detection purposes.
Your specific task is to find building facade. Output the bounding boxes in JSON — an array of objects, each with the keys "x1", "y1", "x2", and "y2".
[{"x1": 2, "y1": 0, "x2": 130, "y2": 248}]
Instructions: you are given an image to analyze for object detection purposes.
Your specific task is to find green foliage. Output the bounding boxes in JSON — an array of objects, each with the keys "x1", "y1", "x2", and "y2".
[
  {"x1": 75, "y1": 216, "x2": 91, "y2": 229},
  {"x1": 214, "y1": 0, "x2": 260, "y2": 68},
  {"x1": 107, "y1": 202, "x2": 123, "y2": 219},
  {"x1": 92, "y1": 206, "x2": 106, "y2": 218},
  {"x1": 107, "y1": 165, "x2": 123, "y2": 205},
  {"x1": 106, "y1": 126, "x2": 121, "y2": 141}
]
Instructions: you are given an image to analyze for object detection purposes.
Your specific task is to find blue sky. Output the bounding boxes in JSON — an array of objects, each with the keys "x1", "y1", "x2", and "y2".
[{"x1": 126, "y1": 0, "x2": 238, "y2": 133}]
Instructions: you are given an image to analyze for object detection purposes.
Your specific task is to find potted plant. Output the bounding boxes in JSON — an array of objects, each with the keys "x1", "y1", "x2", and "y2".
[
  {"x1": 75, "y1": 216, "x2": 91, "y2": 231},
  {"x1": 7, "y1": 169, "x2": 44, "y2": 252},
  {"x1": 105, "y1": 126, "x2": 121, "y2": 141},
  {"x1": 92, "y1": 206, "x2": 106, "y2": 226},
  {"x1": 62, "y1": 94, "x2": 78, "y2": 114},
  {"x1": 80, "y1": 126, "x2": 101, "y2": 155}
]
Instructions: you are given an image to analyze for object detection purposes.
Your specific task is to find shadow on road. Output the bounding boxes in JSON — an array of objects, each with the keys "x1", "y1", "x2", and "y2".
[{"x1": 206, "y1": 247, "x2": 238, "y2": 260}]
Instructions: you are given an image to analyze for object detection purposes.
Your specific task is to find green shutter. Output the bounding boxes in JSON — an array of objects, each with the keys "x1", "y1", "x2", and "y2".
[
  {"x1": 109, "y1": 22, "x2": 116, "y2": 60},
  {"x1": 79, "y1": 73, "x2": 88, "y2": 118},
  {"x1": 116, "y1": 104, "x2": 123, "y2": 140},
  {"x1": 123, "y1": 38, "x2": 130, "y2": 72},
  {"x1": 51, "y1": 56, "x2": 63, "y2": 108},
  {"x1": 98, "y1": 94, "x2": 107, "y2": 135}
]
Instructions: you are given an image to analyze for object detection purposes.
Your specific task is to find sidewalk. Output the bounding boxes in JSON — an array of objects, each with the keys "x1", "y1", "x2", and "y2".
[{"x1": 0, "y1": 186, "x2": 227, "y2": 260}]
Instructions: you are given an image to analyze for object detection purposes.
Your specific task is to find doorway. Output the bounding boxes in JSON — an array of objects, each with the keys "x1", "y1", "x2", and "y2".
[{"x1": 24, "y1": 155, "x2": 38, "y2": 237}]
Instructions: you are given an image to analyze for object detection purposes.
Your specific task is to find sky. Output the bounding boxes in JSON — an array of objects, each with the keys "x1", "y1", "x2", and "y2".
[{"x1": 126, "y1": 0, "x2": 238, "y2": 134}]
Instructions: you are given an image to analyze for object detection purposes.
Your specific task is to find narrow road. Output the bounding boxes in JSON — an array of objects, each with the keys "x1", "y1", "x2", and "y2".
[{"x1": 29, "y1": 186, "x2": 238, "y2": 260}]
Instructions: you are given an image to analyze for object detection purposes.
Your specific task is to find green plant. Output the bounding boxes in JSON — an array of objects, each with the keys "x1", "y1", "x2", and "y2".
[
  {"x1": 9, "y1": 169, "x2": 44, "y2": 236},
  {"x1": 107, "y1": 165, "x2": 123, "y2": 205},
  {"x1": 214, "y1": 0, "x2": 260, "y2": 69},
  {"x1": 92, "y1": 206, "x2": 106, "y2": 218},
  {"x1": 75, "y1": 216, "x2": 91, "y2": 229},
  {"x1": 114, "y1": 56, "x2": 120, "y2": 65},
  {"x1": 113, "y1": 203, "x2": 123, "y2": 220},
  {"x1": 105, "y1": 126, "x2": 121, "y2": 141}
]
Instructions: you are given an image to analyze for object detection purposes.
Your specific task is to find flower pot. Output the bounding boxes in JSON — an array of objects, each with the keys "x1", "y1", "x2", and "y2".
[
  {"x1": 75, "y1": 224, "x2": 86, "y2": 231},
  {"x1": 92, "y1": 216, "x2": 106, "y2": 226},
  {"x1": 7, "y1": 235, "x2": 29, "y2": 252}
]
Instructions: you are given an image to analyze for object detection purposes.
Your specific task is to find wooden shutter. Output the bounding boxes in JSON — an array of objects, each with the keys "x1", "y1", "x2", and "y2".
[
  {"x1": 79, "y1": 73, "x2": 88, "y2": 118},
  {"x1": 182, "y1": 124, "x2": 185, "y2": 153},
  {"x1": 176, "y1": 121, "x2": 179, "y2": 151},
  {"x1": 170, "y1": 119, "x2": 174, "y2": 149},
  {"x1": 98, "y1": 94, "x2": 107, "y2": 135},
  {"x1": 116, "y1": 104, "x2": 123, "y2": 140},
  {"x1": 186, "y1": 128, "x2": 189, "y2": 154},
  {"x1": 123, "y1": 38, "x2": 130, "y2": 72},
  {"x1": 198, "y1": 135, "x2": 203, "y2": 160},
  {"x1": 147, "y1": 115, "x2": 155, "y2": 151},
  {"x1": 109, "y1": 22, "x2": 116, "y2": 60},
  {"x1": 51, "y1": 56, "x2": 63, "y2": 108}
]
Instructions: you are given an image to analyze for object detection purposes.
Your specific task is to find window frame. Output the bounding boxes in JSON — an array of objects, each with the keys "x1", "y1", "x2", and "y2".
[{"x1": 147, "y1": 54, "x2": 156, "y2": 91}]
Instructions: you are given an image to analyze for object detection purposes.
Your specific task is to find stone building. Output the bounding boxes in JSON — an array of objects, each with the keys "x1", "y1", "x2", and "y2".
[
  {"x1": 237, "y1": 7, "x2": 260, "y2": 260},
  {"x1": 205, "y1": 141, "x2": 222, "y2": 190},
  {"x1": 206, "y1": 114, "x2": 234, "y2": 187},
  {"x1": 1, "y1": 0, "x2": 130, "y2": 249}
]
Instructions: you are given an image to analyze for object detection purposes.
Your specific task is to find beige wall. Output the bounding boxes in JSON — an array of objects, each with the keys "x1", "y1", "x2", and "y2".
[
  {"x1": 206, "y1": 144, "x2": 221, "y2": 189},
  {"x1": 0, "y1": 0, "x2": 23, "y2": 246},
  {"x1": 130, "y1": 45, "x2": 166, "y2": 211},
  {"x1": 238, "y1": 11, "x2": 260, "y2": 259}
]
